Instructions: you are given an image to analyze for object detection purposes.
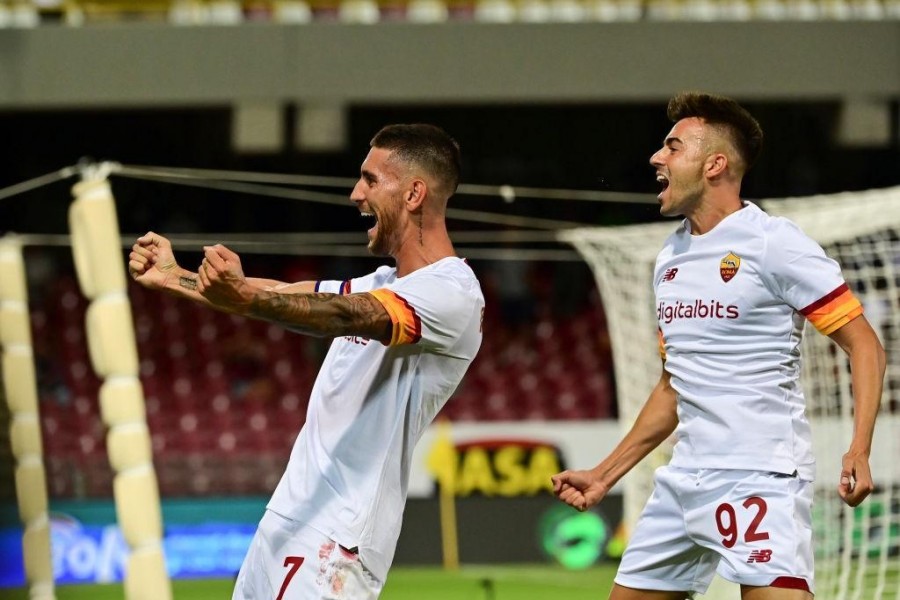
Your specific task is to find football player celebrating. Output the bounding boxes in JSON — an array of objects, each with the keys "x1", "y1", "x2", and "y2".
[
  {"x1": 130, "y1": 124, "x2": 484, "y2": 600},
  {"x1": 553, "y1": 92, "x2": 885, "y2": 600}
]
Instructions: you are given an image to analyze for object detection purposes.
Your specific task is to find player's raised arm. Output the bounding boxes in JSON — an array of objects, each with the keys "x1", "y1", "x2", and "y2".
[
  {"x1": 828, "y1": 315, "x2": 886, "y2": 507},
  {"x1": 552, "y1": 365, "x2": 678, "y2": 511},
  {"x1": 197, "y1": 244, "x2": 393, "y2": 343},
  {"x1": 129, "y1": 231, "x2": 315, "y2": 307}
]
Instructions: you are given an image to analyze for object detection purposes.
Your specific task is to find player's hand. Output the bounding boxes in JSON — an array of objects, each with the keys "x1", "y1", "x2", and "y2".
[
  {"x1": 551, "y1": 469, "x2": 608, "y2": 512},
  {"x1": 197, "y1": 244, "x2": 254, "y2": 310},
  {"x1": 129, "y1": 231, "x2": 179, "y2": 290},
  {"x1": 838, "y1": 450, "x2": 874, "y2": 507}
]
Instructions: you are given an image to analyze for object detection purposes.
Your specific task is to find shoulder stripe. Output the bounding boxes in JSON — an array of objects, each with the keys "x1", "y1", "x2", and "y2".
[
  {"x1": 368, "y1": 289, "x2": 422, "y2": 346},
  {"x1": 800, "y1": 283, "x2": 863, "y2": 335},
  {"x1": 800, "y1": 283, "x2": 850, "y2": 316},
  {"x1": 340, "y1": 280, "x2": 352, "y2": 295}
]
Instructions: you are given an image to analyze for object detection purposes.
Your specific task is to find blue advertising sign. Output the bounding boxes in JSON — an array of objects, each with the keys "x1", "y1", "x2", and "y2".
[{"x1": 0, "y1": 514, "x2": 255, "y2": 587}]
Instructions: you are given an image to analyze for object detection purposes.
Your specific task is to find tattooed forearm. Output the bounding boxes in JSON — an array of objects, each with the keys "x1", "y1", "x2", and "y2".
[
  {"x1": 248, "y1": 292, "x2": 392, "y2": 341},
  {"x1": 179, "y1": 276, "x2": 198, "y2": 291}
]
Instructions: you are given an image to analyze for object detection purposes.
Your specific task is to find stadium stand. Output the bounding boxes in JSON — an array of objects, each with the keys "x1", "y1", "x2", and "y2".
[
  {"x1": 30, "y1": 265, "x2": 612, "y2": 498},
  {"x1": 3, "y1": 0, "x2": 899, "y2": 25}
]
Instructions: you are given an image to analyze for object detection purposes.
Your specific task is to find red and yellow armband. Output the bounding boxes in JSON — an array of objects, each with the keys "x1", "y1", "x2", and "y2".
[
  {"x1": 369, "y1": 289, "x2": 422, "y2": 346},
  {"x1": 800, "y1": 283, "x2": 863, "y2": 336}
]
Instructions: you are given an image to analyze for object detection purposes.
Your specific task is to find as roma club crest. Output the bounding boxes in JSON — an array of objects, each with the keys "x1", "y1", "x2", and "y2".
[{"x1": 720, "y1": 252, "x2": 741, "y2": 283}]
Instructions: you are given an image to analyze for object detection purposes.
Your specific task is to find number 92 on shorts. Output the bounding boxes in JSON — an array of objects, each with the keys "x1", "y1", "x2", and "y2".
[{"x1": 616, "y1": 466, "x2": 814, "y2": 595}]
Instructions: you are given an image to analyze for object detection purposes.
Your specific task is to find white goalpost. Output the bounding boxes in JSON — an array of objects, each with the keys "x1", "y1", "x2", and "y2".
[{"x1": 561, "y1": 186, "x2": 900, "y2": 600}]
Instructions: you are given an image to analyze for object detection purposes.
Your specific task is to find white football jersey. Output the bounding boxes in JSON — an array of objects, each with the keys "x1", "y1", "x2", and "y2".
[
  {"x1": 654, "y1": 202, "x2": 862, "y2": 481},
  {"x1": 267, "y1": 257, "x2": 484, "y2": 581}
]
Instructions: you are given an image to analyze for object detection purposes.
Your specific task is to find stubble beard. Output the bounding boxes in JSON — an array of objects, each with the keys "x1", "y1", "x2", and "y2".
[
  {"x1": 660, "y1": 173, "x2": 704, "y2": 218},
  {"x1": 368, "y1": 201, "x2": 403, "y2": 257}
]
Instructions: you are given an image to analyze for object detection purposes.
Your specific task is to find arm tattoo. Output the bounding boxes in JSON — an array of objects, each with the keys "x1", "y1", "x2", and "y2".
[
  {"x1": 248, "y1": 292, "x2": 392, "y2": 341},
  {"x1": 179, "y1": 276, "x2": 198, "y2": 291}
]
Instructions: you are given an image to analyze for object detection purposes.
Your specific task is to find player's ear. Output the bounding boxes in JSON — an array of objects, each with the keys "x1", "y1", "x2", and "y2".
[
  {"x1": 705, "y1": 153, "x2": 728, "y2": 179},
  {"x1": 405, "y1": 180, "x2": 427, "y2": 211}
]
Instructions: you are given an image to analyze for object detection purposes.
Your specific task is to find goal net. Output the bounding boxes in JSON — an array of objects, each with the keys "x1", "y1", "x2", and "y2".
[{"x1": 561, "y1": 186, "x2": 900, "y2": 600}]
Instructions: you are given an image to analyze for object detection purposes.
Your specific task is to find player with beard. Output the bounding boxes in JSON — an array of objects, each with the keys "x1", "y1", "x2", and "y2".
[
  {"x1": 129, "y1": 124, "x2": 484, "y2": 599},
  {"x1": 552, "y1": 93, "x2": 885, "y2": 600}
]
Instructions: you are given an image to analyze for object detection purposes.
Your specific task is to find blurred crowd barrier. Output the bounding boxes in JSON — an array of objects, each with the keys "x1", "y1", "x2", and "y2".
[{"x1": 0, "y1": 0, "x2": 897, "y2": 26}]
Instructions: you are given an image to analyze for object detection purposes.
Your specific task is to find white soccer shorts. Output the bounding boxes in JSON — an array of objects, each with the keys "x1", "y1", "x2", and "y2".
[
  {"x1": 616, "y1": 466, "x2": 814, "y2": 595},
  {"x1": 233, "y1": 509, "x2": 384, "y2": 600}
]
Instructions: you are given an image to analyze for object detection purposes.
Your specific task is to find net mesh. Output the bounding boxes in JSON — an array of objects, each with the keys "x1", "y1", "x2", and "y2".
[{"x1": 561, "y1": 186, "x2": 900, "y2": 599}]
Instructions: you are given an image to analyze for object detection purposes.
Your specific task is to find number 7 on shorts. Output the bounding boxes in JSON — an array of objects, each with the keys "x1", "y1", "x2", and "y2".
[{"x1": 276, "y1": 556, "x2": 305, "y2": 600}]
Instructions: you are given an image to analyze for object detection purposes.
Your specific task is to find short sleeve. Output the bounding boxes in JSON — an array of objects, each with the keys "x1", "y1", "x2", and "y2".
[
  {"x1": 765, "y1": 219, "x2": 863, "y2": 336},
  {"x1": 368, "y1": 273, "x2": 479, "y2": 352}
]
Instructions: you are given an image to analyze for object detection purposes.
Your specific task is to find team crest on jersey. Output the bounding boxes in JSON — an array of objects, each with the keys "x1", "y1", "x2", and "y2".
[{"x1": 719, "y1": 252, "x2": 741, "y2": 283}]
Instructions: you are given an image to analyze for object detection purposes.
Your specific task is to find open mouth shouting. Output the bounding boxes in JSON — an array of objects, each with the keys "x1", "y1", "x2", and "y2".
[
  {"x1": 361, "y1": 209, "x2": 378, "y2": 239},
  {"x1": 656, "y1": 173, "x2": 670, "y2": 201}
]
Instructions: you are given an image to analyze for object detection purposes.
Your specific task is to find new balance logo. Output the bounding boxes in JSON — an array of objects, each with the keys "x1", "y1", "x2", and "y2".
[
  {"x1": 747, "y1": 549, "x2": 773, "y2": 563},
  {"x1": 661, "y1": 268, "x2": 679, "y2": 282}
]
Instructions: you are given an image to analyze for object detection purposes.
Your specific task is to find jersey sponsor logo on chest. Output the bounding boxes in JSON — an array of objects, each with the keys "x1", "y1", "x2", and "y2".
[{"x1": 657, "y1": 299, "x2": 739, "y2": 324}]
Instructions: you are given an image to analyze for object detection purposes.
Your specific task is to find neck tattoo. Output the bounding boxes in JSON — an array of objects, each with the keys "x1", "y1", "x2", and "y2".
[{"x1": 418, "y1": 211, "x2": 424, "y2": 246}]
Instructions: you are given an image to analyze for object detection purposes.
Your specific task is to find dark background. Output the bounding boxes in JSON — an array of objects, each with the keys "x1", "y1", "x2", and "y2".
[{"x1": 2, "y1": 101, "x2": 898, "y2": 238}]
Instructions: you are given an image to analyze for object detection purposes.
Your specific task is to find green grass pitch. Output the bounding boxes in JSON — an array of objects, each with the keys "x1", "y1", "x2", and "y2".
[{"x1": 0, "y1": 564, "x2": 619, "y2": 599}]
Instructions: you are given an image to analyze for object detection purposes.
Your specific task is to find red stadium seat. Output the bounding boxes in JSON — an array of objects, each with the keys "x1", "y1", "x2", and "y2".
[{"x1": 36, "y1": 262, "x2": 617, "y2": 498}]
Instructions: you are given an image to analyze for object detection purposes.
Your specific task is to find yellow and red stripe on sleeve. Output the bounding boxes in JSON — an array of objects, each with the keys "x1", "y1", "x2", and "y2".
[
  {"x1": 369, "y1": 289, "x2": 422, "y2": 346},
  {"x1": 657, "y1": 328, "x2": 667, "y2": 360},
  {"x1": 799, "y1": 283, "x2": 863, "y2": 336}
]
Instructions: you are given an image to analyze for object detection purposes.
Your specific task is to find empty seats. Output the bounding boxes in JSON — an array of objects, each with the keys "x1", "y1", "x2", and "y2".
[{"x1": 35, "y1": 270, "x2": 615, "y2": 498}]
